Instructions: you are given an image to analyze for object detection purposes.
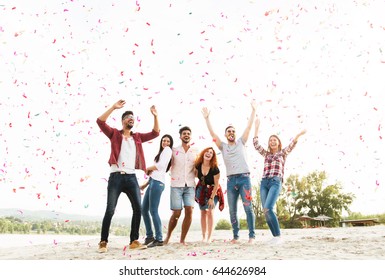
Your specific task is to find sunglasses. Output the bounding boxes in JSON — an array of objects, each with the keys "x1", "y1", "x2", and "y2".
[{"x1": 122, "y1": 115, "x2": 134, "y2": 120}]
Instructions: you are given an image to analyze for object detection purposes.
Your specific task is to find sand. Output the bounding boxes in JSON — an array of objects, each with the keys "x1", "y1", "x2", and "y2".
[{"x1": 1, "y1": 225, "x2": 384, "y2": 260}]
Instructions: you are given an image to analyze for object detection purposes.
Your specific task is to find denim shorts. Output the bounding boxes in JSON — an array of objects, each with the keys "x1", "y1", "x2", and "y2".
[
  {"x1": 195, "y1": 185, "x2": 218, "y2": 210},
  {"x1": 170, "y1": 186, "x2": 195, "y2": 210}
]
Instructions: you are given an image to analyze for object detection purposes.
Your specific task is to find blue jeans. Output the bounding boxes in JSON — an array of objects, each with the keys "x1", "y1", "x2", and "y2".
[
  {"x1": 142, "y1": 178, "x2": 165, "y2": 241},
  {"x1": 260, "y1": 176, "x2": 282, "y2": 237},
  {"x1": 227, "y1": 173, "x2": 255, "y2": 239},
  {"x1": 101, "y1": 172, "x2": 141, "y2": 243}
]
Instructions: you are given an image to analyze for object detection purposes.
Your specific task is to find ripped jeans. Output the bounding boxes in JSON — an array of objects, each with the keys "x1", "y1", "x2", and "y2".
[
  {"x1": 260, "y1": 176, "x2": 282, "y2": 237},
  {"x1": 226, "y1": 173, "x2": 255, "y2": 239}
]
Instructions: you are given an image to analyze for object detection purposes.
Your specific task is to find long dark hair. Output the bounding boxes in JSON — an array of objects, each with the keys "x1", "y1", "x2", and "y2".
[{"x1": 154, "y1": 134, "x2": 174, "y2": 172}]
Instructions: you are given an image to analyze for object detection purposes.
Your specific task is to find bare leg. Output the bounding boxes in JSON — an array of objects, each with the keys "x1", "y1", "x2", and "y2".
[
  {"x1": 164, "y1": 210, "x2": 181, "y2": 245},
  {"x1": 180, "y1": 206, "x2": 193, "y2": 245},
  {"x1": 200, "y1": 210, "x2": 207, "y2": 242},
  {"x1": 207, "y1": 209, "x2": 214, "y2": 243}
]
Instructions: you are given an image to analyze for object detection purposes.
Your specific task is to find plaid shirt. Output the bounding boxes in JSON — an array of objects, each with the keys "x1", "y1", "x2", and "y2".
[{"x1": 253, "y1": 137, "x2": 297, "y2": 180}]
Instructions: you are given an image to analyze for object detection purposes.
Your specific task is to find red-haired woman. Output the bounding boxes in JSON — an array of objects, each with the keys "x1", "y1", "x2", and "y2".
[{"x1": 194, "y1": 147, "x2": 224, "y2": 243}]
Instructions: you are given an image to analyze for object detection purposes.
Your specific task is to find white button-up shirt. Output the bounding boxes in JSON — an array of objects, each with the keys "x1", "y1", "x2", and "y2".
[{"x1": 170, "y1": 145, "x2": 199, "y2": 187}]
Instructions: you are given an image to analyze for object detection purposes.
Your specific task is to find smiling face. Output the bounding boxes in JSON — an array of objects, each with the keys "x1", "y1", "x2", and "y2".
[
  {"x1": 122, "y1": 114, "x2": 134, "y2": 129},
  {"x1": 161, "y1": 136, "x2": 171, "y2": 148},
  {"x1": 203, "y1": 148, "x2": 214, "y2": 161},
  {"x1": 225, "y1": 126, "x2": 236, "y2": 143},
  {"x1": 268, "y1": 135, "x2": 282, "y2": 153},
  {"x1": 180, "y1": 129, "x2": 191, "y2": 144}
]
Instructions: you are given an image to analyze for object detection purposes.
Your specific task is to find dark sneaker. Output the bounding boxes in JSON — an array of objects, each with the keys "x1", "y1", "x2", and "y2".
[
  {"x1": 147, "y1": 240, "x2": 164, "y2": 248},
  {"x1": 143, "y1": 237, "x2": 155, "y2": 245},
  {"x1": 98, "y1": 241, "x2": 108, "y2": 253}
]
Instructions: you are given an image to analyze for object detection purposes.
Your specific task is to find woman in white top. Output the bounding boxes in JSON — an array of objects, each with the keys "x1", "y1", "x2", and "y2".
[{"x1": 140, "y1": 134, "x2": 173, "y2": 248}]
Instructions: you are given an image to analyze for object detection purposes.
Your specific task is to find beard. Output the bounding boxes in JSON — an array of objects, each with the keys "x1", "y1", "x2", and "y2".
[
  {"x1": 125, "y1": 123, "x2": 134, "y2": 129},
  {"x1": 227, "y1": 136, "x2": 235, "y2": 142},
  {"x1": 181, "y1": 137, "x2": 190, "y2": 144}
]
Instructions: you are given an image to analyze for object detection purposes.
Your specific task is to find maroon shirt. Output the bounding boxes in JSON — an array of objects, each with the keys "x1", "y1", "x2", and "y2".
[{"x1": 96, "y1": 118, "x2": 159, "y2": 172}]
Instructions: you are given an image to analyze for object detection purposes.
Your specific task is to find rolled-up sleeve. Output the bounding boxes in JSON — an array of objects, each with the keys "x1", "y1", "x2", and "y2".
[{"x1": 253, "y1": 137, "x2": 267, "y2": 157}]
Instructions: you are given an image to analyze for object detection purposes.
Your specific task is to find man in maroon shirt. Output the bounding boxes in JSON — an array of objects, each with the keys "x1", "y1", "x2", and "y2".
[{"x1": 96, "y1": 99, "x2": 160, "y2": 253}]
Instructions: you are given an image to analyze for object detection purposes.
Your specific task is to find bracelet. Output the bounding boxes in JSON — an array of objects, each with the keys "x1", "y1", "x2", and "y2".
[{"x1": 209, "y1": 197, "x2": 214, "y2": 200}]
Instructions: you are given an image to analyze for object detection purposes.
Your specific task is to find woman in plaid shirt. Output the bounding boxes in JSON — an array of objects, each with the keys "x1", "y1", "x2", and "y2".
[{"x1": 253, "y1": 116, "x2": 306, "y2": 245}]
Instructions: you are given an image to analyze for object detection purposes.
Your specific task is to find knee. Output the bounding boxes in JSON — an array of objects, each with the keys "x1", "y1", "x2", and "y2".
[
  {"x1": 105, "y1": 205, "x2": 116, "y2": 217},
  {"x1": 263, "y1": 208, "x2": 273, "y2": 218},
  {"x1": 149, "y1": 208, "x2": 158, "y2": 217},
  {"x1": 229, "y1": 205, "x2": 237, "y2": 214},
  {"x1": 172, "y1": 211, "x2": 182, "y2": 220},
  {"x1": 184, "y1": 206, "x2": 193, "y2": 216}
]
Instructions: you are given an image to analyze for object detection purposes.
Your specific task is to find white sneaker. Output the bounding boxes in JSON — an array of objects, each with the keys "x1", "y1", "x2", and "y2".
[{"x1": 267, "y1": 237, "x2": 284, "y2": 246}]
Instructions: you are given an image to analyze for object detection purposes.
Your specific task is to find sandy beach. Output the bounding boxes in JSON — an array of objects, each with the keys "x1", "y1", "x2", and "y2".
[{"x1": 1, "y1": 225, "x2": 384, "y2": 260}]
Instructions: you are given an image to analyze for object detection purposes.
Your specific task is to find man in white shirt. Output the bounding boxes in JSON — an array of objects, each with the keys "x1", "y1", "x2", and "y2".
[{"x1": 164, "y1": 126, "x2": 199, "y2": 245}]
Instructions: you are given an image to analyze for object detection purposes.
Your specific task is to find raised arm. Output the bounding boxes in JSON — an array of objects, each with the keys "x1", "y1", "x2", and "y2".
[
  {"x1": 201, "y1": 107, "x2": 221, "y2": 149},
  {"x1": 252, "y1": 115, "x2": 268, "y2": 156},
  {"x1": 98, "y1": 99, "x2": 125, "y2": 121},
  {"x1": 241, "y1": 100, "x2": 257, "y2": 143},
  {"x1": 293, "y1": 129, "x2": 307, "y2": 143},
  {"x1": 150, "y1": 105, "x2": 160, "y2": 133},
  {"x1": 254, "y1": 115, "x2": 260, "y2": 138}
]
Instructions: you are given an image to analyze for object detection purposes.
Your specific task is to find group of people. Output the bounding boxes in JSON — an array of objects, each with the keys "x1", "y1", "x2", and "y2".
[{"x1": 96, "y1": 99, "x2": 306, "y2": 253}]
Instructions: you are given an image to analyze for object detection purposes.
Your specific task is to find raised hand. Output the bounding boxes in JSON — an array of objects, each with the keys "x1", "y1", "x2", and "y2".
[
  {"x1": 201, "y1": 107, "x2": 210, "y2": 119},
  {"x1": 113, "y1": 99, "x2": 126, "y2": 109},
  {"x1": 251, "y1": 99, "x2": 257, "y2": 111},
  {"x1": 150, "y1": 105, "x2": 158, "y2": 116}
]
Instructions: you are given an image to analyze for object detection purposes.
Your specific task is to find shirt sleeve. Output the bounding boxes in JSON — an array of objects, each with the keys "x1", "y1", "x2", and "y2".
[
  {"x1": 154, "y1": 146, "x2": 172, "y2": 172},
  {"x1": 253, "y1": 137, "x2": 267, "y2": 157},
  {"x1": 138, "y1": 130, "x2": 160, "y2": 143},
  {"x1": 96, "y1": 118, "x2": 115, "y2": 139},
  {"x1": 212, "y1": 167, "x2": 220, "y2": 176},
  {"x1": 282, "y1": 140, "x2": 297, "y2": 156}
]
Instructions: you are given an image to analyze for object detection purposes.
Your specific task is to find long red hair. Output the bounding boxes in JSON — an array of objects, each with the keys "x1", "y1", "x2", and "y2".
[{"x1": 194, "y1": 147, "x2": 218, "y2": 169}]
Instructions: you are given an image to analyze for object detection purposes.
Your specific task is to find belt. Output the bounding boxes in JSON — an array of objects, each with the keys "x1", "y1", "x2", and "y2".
[
  {"x1": 227, "y1": 172, "x2": 250, "y2": 178},
  {"x1": 112, "y1": 171, "x2": 132, "y2": 175}
]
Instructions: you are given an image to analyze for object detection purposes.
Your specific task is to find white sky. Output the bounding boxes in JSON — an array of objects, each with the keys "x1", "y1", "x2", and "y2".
[{"x1": 1, "y1": 0, "x2": 384, "y2": 222}]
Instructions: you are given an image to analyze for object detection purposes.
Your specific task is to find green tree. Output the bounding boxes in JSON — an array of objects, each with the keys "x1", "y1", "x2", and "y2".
[{"x1": 281, "y1": 171, "x2": 355, "y2": 227}]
